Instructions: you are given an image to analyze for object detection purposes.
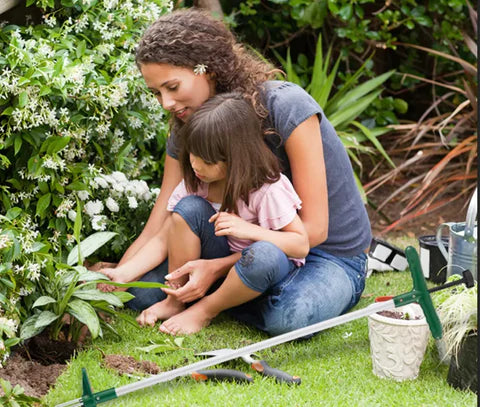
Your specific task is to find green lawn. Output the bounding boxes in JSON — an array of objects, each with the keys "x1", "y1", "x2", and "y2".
[{"x1": 45, "y1": 262, "x2": 477, "y2": 407}]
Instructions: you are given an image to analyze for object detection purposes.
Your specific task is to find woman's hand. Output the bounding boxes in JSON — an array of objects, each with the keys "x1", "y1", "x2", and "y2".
[
  {"x1": 209, "y1": 212, "x2": 258, "y2": 240},
  {"x1": 162, "y1": 259, "x2": 217, "y2": 303}
]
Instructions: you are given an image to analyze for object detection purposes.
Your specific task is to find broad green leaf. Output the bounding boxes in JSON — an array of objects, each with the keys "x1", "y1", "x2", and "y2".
[
  {"x1": 32, "y1": 296, "x2": 57, "y2": 308},
  {"x1": 34, "y1": 310, "x2": 60, "y2": 329},
  {"x1": 47, "y1": 136, "x2": 70, "y2": 154},
  {"x1": 67, "y1": 231, "x2": 117, "y2": 266},
  {"x1": 18, "y1": 91, "x2": 28, "y2": 108},
  {"x1": 329, "y1": 90, "x2": 382, "y2": 128},
  {"x1": 36, "y1": 193, "x2": 51, "y2": 217},
  {"x1": 113, "y1": 291, "x2": 135, "y2": 303},
  {"x1": 75, "y1": 267, "x2": 110, "y2": 282},
  {"x1": 14, "y1": 136, "x2": 22, "y2": 155},
  {"x1": 67, "y1": 299, "x2": 100, "y2": 338},
  {"x1": 5, "y1": 207, "x2": 22, "y2": 220},
  {"x1": 92, "y1": 280, "x2": 168, "y2": 289},
  {"x1": 328, "y1": 71, "x2": 394, "y2": 114},
  {"x1": 73, "y1": 289, "x2": 123, "y2": 307},
  {"x1": 29, "y1": 242, "x2": 46, "y2": 253}
]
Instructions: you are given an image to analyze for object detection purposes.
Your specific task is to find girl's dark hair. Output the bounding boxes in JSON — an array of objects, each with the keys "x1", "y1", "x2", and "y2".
[
  {"x1": 178, "y1": 93, "x2": 281, "y2": 214},
  {"x1": 135, "y1": 8, "x2": 279, "y2": 131}
]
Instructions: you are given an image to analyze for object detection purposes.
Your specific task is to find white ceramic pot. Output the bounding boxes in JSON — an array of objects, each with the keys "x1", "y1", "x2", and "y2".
[{"x1": 368, "y1": 303, "x2": 430, "y2": 381}]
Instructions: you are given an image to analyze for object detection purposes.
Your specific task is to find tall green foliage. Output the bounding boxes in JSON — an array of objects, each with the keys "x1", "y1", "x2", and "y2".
[{"x1": 274, "y1": 37, "x2": 399, "y2": 199}]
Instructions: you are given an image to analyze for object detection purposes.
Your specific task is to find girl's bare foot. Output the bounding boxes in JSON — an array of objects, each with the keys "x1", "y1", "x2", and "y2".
[
  {"x1": 137, "y1": 297, "x2": 186, "y2": 327},
  {"x1": 159, "y1": 300, "x2": 216, "y2": 335}
]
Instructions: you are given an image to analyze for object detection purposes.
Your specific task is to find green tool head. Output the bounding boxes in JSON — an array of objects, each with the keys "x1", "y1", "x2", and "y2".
[{"x1": 393, "y1": 246, "x2": 443, "y2": 339}]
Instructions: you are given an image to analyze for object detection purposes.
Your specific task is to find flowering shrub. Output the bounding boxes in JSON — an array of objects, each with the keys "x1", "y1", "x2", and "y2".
[
  {"x1": 73, "y1": 170, "x2": 160, "y2": 261},
  {"x1": 0, "y1": 0, "x2": 173, "y2": 364},
  {"x1": 0, "y1": 208, "x2": 51, "y2": 364},
  {"x1": 0, "y1": 0, "x2": 171, "y2": 257}
]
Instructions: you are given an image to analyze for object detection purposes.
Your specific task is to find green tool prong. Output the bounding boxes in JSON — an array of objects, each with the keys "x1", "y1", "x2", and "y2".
[
  {"x1": 81, "y1": 368, "x2": 118, "y2": 407},
  {"x1": 393, "y1": 246, "x2": 443, "y2": 340}
]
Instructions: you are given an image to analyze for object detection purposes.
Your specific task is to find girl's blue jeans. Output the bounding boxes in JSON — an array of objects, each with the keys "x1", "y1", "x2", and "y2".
[{"x1": 127, "y1": 196, "x2": 367, "y2": 336}]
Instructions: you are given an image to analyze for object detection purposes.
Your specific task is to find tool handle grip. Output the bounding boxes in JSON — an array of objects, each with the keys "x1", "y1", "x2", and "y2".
[
  {"x1": 251, "y1": 361, "x2": 301, "y2": 385},
  {"x1": 192, "y1": 369, "x2": 253, "y2": 383}
]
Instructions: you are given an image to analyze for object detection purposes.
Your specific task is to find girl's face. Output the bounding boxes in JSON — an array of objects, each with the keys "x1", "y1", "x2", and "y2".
[
  {"x1": 189, "y1": 154, "x2": 226, "y2": 184},
  {"x1": 140, "y1": 63, "x2": 215, "y2": 122}
]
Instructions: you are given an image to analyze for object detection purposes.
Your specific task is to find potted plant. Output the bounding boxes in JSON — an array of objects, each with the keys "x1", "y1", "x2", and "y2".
[
  {"x1": 368, "y1": 299, "x2": 430, "y2": 381},
  {"x1": 433, "y1": 275, "x2": 477, "y2": 393}
]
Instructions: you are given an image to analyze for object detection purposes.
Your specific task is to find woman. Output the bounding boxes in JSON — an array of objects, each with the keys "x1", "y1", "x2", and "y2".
[{"x1": 102, "y1": 8, "x2": 371, "y2": 336}]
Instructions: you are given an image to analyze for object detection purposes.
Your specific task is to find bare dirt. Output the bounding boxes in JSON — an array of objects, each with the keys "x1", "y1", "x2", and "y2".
[{"x1": 103, "y1": 354, "x2": 161, "y2": 376}]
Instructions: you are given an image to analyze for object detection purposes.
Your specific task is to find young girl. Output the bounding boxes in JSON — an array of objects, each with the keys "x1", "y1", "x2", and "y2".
[{"x1": 136, "y1": 93, "x2": 309, "y2": 333}]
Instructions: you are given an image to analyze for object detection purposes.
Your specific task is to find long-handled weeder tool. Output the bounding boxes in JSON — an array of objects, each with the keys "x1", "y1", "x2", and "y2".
[{"x1": 56, "y1": 247, "x2": 475, "y2": 407}]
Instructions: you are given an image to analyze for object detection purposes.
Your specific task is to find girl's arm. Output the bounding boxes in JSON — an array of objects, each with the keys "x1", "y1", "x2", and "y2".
[
  {"x1": 118, "y1": 155, "x2": 182, "y2": 265},
  {"x1": 210, "y1": 213, "x2": 309, "y2": 259},
  {"x1": 284, "y1": 115, "x2": 329, "y2": 248}
]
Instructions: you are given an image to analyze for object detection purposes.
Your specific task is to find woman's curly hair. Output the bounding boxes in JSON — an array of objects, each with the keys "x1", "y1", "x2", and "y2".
[{"x1": 135, "y1": 8, "x2": 279, "y2": 123}]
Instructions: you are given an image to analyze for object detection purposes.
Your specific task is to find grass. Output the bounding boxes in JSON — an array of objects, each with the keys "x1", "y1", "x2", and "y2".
[{"x1": 45, "y1": 240, "x2": 477, "y2": 407}]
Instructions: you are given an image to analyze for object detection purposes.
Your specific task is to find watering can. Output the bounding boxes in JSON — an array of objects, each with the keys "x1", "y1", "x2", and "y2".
[{"x1": 436, "y1": 188, "x2": 477, "y2": 281}]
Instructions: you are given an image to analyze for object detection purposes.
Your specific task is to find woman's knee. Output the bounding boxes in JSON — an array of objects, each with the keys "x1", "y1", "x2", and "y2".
[{"x1": 235, "y1": 241, "x2": 290, "y2": 292}]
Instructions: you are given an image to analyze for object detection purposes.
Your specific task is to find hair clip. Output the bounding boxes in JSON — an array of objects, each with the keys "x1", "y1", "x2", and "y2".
[{"x1": 193, "y1": 64, "x2": 208, "y2": 75}]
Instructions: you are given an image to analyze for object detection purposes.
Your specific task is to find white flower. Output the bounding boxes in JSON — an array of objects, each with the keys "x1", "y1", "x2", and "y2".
[
  {"x1": 151, "y1": 188, "x2": 161, "y2": 198},
  {"x1": 127, "y1": 196, "x2": 138, "y2": 209},
  {"x1": 84, "y1": 200, "x2": 104, "y2": 216},
  {"x1": 105, "y1": 197, "x2": 120, "y2": 212},
  {"x1": 111, "y1": 171, "x2": 128, "y2": 183},
  {"x1": 193, "y1": 64, "x2": 208, "y2": 75},
  {"x1": 93, "y1": 176, "x2": 109, "y2": 188},
  {"x1": 77, "y1": 190, "x2": 89, "y2": 200},
  {"x1": 67, "y1": 210, "x2": 77, "y2": 222},
  {"x1": 91, "y1": 215, "x2": 107, "y2": 231}
]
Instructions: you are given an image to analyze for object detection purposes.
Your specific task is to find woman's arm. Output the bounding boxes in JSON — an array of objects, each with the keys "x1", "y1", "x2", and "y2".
[
  {"x1": 102, "y1": 216, "x2": 172, "y2": 283},
  {"x1": 284, "y1": 115, "x2": 329, "y2": 248},
  {"x1": 118, "y1": 155, "x2": 182, "y2": 265},
  {"x1": 211, "y1": 212, "x2": 309, "y2": 259}
]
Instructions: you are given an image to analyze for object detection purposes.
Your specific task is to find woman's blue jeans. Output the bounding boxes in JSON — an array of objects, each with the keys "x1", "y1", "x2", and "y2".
[{"x1": 127, "y1": 196, "x2": 367, "y2": 336}]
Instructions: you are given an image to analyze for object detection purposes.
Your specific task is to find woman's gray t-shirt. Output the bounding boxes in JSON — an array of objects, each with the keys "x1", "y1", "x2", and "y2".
[{"x1": 166, "y1": 81, "x2": 372, "y2": 257}]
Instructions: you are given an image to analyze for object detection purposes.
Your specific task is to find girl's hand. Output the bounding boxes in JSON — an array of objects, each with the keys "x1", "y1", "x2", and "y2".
[
  {"x1": 162, "y1": 259, "x2": 217, "y2": 303},
  {"x1": 209, "y1": 212, "x2": 258, "y2": 240}
]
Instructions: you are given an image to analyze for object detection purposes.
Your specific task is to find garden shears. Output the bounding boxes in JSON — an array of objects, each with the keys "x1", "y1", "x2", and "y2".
[
  {"x1": 196, "y1": 349, "x2": 301, "y2": 384},
  {"x1": 56, "y1": 247, "x2": 475, "y2": 407}
]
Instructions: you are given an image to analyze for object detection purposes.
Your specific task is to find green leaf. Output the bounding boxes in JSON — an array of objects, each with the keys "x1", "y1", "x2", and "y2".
[
  {"x1": 351, "y1": 121, "x2": 395, "y2": 168},
  {"x1": 39, "y1": 85, "x2": 52, "y2": 96},
  {"x1": 32, "y1": 296, "x2": 57, "y2": 308},
  {"x1": 73, "y1": 289, "x2": 123, "y2": 307},
  {"x1": 67, "y1": 300, "x2": 101, "y2": 339},
  {"x1": 47, "y1": 136, "x2": 70, "y2": 154},
  {"x1": 5, "y1": 207, "x2": 22, "y2": 220},
  {"x1": 112, "y1": 291, "x2": 135, "y2": 303},
  {"x1": 18, "y1": 91, "x2": 28, "y2": 108},
  {"x1": 67, "y1": 231, "x2": 117, "y2": 266},
  {"x1": 36, "y1": 193, "x2": 51, "y2": 217},
  {"x1": 92, "y1": 280, "x2": 168, "y2": 289},
  {"x1": 14, "y1": 136, "x2": 22, "y2": 155},
  {"x1": 34, "y1": 310, "x2": 60, "y2": 329}
]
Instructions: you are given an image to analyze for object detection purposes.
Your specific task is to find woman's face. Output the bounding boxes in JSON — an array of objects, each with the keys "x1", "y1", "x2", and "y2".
[{"x1": 140, "y1": 63, "x2": 215, "y2": 122}]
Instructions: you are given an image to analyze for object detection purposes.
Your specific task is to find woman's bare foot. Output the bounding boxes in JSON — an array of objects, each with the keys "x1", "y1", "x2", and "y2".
[
  {"x1": 159, "y1": 300, "x2": 216, "y2": 335},
  {"x1": 137, "y1": 297, "x2": 186, "y2": 327}
]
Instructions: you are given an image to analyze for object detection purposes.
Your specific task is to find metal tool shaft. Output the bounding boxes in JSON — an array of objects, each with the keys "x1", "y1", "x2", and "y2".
[{"x1": 56, "y1": 300, "x2": 394, "y2": 407}]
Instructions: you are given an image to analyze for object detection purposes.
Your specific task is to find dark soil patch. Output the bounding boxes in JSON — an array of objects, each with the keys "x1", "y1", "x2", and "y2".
[
  {"x1": 103, "y1": 354, "x2": 161, "y2": 376},
  {"x1": 0, "y1": 353, "x2": 66, "y2": 399},
  {"x1": 377, "y1": 310, "x2": 422, "y2": 320},
  {"x1": 0, "y1": 331, "x2": 79, "y2": 399}
]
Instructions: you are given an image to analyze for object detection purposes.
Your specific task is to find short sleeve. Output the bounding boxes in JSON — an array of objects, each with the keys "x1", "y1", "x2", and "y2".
[
  {"x1": 167, "y1": 180, "x2": 188, "y2": 211},
  {"x1": 255, "y1": 174, "x2": 302, "y2": 230},
  {"x1": 263, "y1": 81, "x2": 322, "y2": 141}
]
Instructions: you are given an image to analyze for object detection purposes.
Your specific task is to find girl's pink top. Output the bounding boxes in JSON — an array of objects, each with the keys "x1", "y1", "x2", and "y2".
[{"x1": 167, "y1": 173, "x2": 304, "y2": 266}]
